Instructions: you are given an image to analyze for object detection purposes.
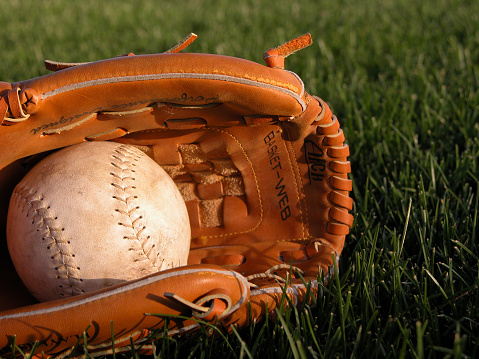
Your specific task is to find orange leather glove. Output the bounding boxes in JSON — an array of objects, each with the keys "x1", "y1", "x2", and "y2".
[{"x1": 0, "y1": 34, "x2": 353, "y2": 358}]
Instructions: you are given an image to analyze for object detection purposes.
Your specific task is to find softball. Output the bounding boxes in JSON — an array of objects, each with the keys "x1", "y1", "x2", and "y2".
[{"x1": 6, "y1": 141, "x2": 190, "y2": 302}]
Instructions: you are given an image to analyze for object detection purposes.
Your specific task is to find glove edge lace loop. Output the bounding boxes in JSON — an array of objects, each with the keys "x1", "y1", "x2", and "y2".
[
  {"x1": 164, "y1": 289, "x2": 233, "y2": 321},
  {"x1": 1, "y1": 88, "x2": 38, "y2": 125}
]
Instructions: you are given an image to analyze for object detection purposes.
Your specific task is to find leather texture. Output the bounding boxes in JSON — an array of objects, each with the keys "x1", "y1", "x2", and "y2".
[{"x1": 0, "y1": 33, "x2": 353, "y2": 357}]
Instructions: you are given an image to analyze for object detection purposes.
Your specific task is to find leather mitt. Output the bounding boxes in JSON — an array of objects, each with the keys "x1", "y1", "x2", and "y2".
[{"x1": 0, "y1": 33, "x2": 353, "y2": 358}]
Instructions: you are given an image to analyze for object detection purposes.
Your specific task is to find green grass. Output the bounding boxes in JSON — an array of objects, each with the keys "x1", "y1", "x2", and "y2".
[{"x1": 1, "y1": 0, "x2": 478, "y2": 357}]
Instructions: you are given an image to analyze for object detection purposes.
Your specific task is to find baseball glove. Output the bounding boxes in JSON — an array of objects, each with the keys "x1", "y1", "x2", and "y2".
[{"x1": 0, "y1": 33, "x2": 353, "y2": 357}]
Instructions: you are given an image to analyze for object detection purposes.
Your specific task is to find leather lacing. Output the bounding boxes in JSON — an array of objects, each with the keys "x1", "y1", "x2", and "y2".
[
  {"x1": 0, "y1": 87, "x2": 40, "y2": 125},
  {"x1": 263, "y1": 33, "x2": 313, "y2": 69},
  {"x1": 312, "y1": 101, "x2": 354, "y2": 234},
  {"x1": 1, "y1": 34, "x2": 200, "y2": 125},
  {"x1": 44, "y1": 33, "x2": 199, "y2": 72},
  {"x1": 244, "y1": 264, "x2": 305, "y2": 287},
  {"x1": 165, "y1": 289, "x2": 233, "y2": 322},
  {"x1": 1, "y1": 33, "x2": 313, "y2": 127},
  {"x1": 164, "y1": 264, "x2": 306, "y2": 321}
]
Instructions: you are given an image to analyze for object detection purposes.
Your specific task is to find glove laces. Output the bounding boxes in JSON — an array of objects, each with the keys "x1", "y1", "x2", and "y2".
[
  {"x1": 164, "y1": 264, "x2": 305, "y2": 321},
  {"x1": 0, "y1": 87, "x2": 40, "y2": 125}
]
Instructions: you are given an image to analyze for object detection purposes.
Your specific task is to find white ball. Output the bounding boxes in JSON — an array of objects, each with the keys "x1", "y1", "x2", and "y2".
[{"x1": 7, "y1": 141, "x2": 190, "y2": 302}]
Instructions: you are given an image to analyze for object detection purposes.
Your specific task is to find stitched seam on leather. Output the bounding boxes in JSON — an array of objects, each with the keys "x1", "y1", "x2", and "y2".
[
  {"x1": 283, "y1": 69, "x2": 305, "y2": 98},
  {"x1": 282, "y1": 126, "x2": 308, "y2": 241},
  {"x1": 11, "y1": 187, "x2": 83, "y2": 297},
  {"x1": 40, "y1": 73, "x2": 306, "y2": 111},
  {"x1": 0, "y1": 268, "x2": 249, "y2": 319},
  {"x1": 195, "y1": 128, "x2": 263, "y2": 239},
  {"x1": 123, "y1": 129, "x2": 305, "y2": 241},
  {"x1": 41, "y1": 73, "x2": 301, "y2": 96},
  {"x1": 111, "y1": 145, "x2": 161, "y2": 270}
]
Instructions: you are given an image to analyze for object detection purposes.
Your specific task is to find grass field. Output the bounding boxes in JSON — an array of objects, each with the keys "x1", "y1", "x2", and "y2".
[{"x1": 1, "y1": 0, "x2": 478, "y2": 358}]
